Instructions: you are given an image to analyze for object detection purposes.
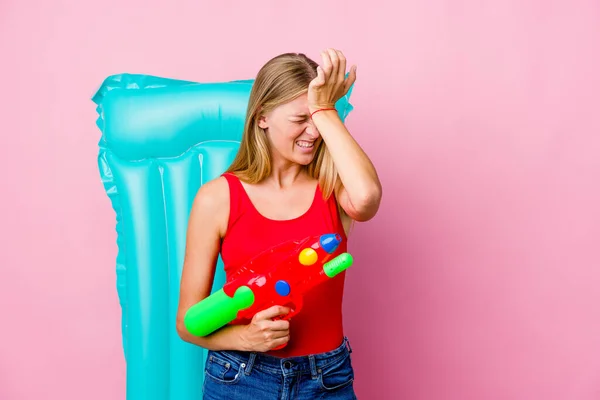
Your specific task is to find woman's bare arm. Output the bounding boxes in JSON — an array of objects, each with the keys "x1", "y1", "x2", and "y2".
[
  {"x1": 175, "y1": 177, "x2": 247, "y2": 351},
  {"x1": 309, "y1": 48, "x2": 383, "y2": 222}
]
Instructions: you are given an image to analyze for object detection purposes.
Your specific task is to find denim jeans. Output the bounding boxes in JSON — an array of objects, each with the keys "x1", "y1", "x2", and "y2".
[{"x1": 202, "y1": 336, "x2": 357, "y2": 399}]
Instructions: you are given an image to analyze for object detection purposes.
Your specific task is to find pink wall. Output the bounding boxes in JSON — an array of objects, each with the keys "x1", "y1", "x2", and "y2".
[{"x1": 2, "y1": 1, "x2": 600, "y2": 399}]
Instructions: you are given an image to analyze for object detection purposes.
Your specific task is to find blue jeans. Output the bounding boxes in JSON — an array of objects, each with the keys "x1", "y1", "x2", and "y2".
[{"x1": 202, "y1": 337, "x2": 357, "y2": 399}]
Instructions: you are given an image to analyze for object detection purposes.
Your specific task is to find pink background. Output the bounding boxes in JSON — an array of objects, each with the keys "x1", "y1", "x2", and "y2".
[{"x1": 2, "y1": 1, "x2": 600, "y2": 399}]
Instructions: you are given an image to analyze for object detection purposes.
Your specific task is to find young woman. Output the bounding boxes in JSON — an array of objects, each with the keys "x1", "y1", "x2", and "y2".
[{"x1": 177, "y1": 48, "x2": 382, "y2": 399}]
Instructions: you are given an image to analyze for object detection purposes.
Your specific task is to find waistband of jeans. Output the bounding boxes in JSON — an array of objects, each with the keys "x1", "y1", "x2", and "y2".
[{"x1": 208, "y1": 336, "x2": 352, "y2": 375}]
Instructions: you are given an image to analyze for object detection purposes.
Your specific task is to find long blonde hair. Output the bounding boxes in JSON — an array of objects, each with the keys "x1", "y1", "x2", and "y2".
[{"x1": 226, "y1": 52, "x2": 347, "y2": 220}]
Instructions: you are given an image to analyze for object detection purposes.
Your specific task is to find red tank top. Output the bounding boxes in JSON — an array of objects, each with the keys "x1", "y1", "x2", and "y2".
[{"x1": 220, "y1": 172, "x2": 347, "y2": 357}]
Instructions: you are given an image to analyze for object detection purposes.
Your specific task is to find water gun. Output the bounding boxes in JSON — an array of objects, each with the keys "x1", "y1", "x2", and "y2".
[{"x1": 184, "y1": 233, "x2": 353, "y2": 342}]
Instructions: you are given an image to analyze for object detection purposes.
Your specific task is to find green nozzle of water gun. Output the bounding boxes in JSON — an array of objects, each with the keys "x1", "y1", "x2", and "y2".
[
  {"x1": 323, "y1": 253, "x2": 354, "y2": 278},
  {"x1": 184, "y1": 285, "x2": 255, "y2": 337}
]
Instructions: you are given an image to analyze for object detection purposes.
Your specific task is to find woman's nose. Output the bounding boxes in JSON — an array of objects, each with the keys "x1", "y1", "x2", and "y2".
[{"x1": 306, "y1": 120, "x2": 320, "y2": 138}]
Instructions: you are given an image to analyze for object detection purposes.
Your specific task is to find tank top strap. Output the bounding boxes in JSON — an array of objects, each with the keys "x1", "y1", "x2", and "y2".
[{"x1": 221, "y1": 172, "x2": 250, "y2": 230}]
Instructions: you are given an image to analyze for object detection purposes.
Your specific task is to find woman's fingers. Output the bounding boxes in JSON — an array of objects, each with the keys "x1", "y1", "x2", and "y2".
[
  {"x1": 335, "y1": 49, "x2": 347, "y2": 84},
  {"x1": 321, "y1": 48, "x2": 351, "y2": 88},
  {"x1": 317, "y1": 66, "x2": 326, "y2": 86},
  {"x1": 269, "y1": 319, "x2": 290, "y2": 331},
  {"x1": 310, "y1": 48, "x2": 355, "y2": 107},
  {"x1": 320, "y1": 50, "x2": 333, "y2": 81},
  {"x1": 344, "y1": 65, "x2": 357, "y2": 94},
  {"x1": 273, "y1": 335, "x2": 290, "y2": 346},
  {"x1": 253, "y1": 305, "x2": 290, "y2": 322},
  {"x1": 326, "y1": 48, "x2": 339, "y2": 82}
]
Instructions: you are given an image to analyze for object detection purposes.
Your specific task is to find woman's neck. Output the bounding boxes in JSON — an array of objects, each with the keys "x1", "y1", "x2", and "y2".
[{"x1": 267, "y1": 165, "x2": 310, "y2": 189}]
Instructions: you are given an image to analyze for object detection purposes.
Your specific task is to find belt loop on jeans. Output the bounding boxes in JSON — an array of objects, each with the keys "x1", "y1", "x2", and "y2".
[
  {"x1": 308, "y1": 355, "x2": 318, "y2": 379},
  {"x1": 245, "y1": 352, "x2": 256, "y2": 375},
  {"x1": 345, "y1": 336, "x2": 353, "y2": 354}
]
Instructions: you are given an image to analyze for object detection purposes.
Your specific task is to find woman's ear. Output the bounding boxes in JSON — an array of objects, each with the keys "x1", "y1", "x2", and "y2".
[
  {"x1": 258, "y1": 114, "x2": 268, "y2": 129},
  {"x1": 257, "y1": 106, "x2": 269, "y2": 129}
]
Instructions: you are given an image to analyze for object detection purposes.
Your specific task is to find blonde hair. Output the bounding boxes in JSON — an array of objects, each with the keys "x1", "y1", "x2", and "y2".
[{"x1": 226, "y1": 52, "x2": 347, "y2": 221}]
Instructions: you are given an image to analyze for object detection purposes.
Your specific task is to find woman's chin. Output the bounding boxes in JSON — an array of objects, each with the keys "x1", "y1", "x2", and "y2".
[
  {"x1": 274, "y1": 147, "x2": 317, "y2": 166},
  {"x1": 292, "y1": 151, "x2": 316, "y2": 165}
]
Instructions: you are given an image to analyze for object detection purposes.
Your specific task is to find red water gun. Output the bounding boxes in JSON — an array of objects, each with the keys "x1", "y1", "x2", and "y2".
[{"x1": 184, "y1": 233, "x2": 353, "y2": 345}]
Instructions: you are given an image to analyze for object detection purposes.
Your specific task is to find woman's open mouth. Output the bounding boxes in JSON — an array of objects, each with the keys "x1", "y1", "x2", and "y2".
[{"x1": 295, "y1": 140, "x2": 315, "y2": 150}]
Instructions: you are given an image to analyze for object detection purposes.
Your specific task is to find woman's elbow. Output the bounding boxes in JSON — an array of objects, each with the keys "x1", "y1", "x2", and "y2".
[
  {"x1": 176, "y1": 311, "x2": 192, "y2": 342},
  {"x1": 350, "y1": 186, "x2": 382, "y2": 221}
]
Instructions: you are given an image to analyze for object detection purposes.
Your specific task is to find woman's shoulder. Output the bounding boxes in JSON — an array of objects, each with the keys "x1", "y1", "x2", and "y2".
[
  {"x1": 194, "y1": 175, "x2": 230, "y2": 203},
  {"x1": 190, "y1": 175, "x2": 231, "y2": 237}
]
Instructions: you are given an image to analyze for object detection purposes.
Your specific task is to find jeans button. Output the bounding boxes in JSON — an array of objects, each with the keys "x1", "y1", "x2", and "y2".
[{"x1": 283, "y1": 361, "x2": 292, "y2": 369}]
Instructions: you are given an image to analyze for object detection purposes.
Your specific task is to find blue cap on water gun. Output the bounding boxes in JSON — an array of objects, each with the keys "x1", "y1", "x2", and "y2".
[{"x1": 319, "y1": 233, "x2": 342, "y2": 254}]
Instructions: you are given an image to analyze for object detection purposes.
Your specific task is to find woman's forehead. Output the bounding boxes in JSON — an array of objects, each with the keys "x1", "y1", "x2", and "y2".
[{"x1": 279, "y1": 95, "x2": 309, "y2": 115}]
